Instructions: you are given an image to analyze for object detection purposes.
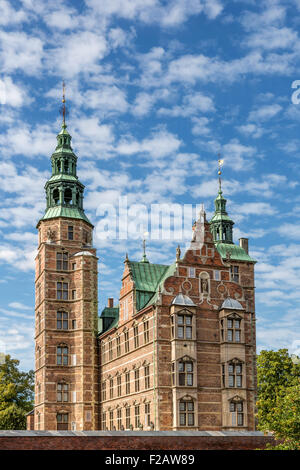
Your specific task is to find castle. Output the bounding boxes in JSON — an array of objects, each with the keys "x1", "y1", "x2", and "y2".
[{"x1": 30, "y1": 114, "x2": 257, "y2": 432}]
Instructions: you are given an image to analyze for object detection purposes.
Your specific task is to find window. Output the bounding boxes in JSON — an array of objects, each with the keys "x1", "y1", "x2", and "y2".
[
  {"x1": 134, "y1": 325, "x2": 139, "y2": 348},
  {"x1": 172, "y1": 362, "x2": 175, "y2": 385},
  {"x1": 228, "y1": 363, "x2": 243, "y2": 388},
  {"x1": 117, "y1": 375, "x2": 121, "y2": 397},
  {"x1": 72, "y1": 319, "x2": 77, "y2": 329},
  {"x1": 57, "y1": 311, "x2": 68, "y2": 330},
  {"x1": 57, "y1": 282, "x2": 68, "y2": 300},
  {"x1": 145, "y1": 403, "x2": 150, "y2": 427},
  {"x1": 231, "y1": 265, "x2": 239, "y2": 283},
  {"x1": 38, "y1": 255, "x2": 41, "y2": 276},
  {"x1": 116, "y1": 336, "x2": 121, "y2": 357},
  {"x1": 102, "y1": 382, "x2": 106, "y2": 401},
  {"x1": 126, "y1": 407, "x2": 131, "y2": 429},
  {"x1": 37, "y1": 346, "x2": 41, "y2": 368},
  {"x1": 109, "y1": 411, "x2": 114, "y2": 430},
  {"x1": 135, "y1": 405, "x2": 140, "y2": 428},
  {"x1": 144, "y1": 365, "x2": 150, "y2": 389},
  {"x1": 177, "y1": 314, "x2": 192, "y2": 340},
  {"x1": 230, "y1": 401, "x2": 244, "y2": 426},
  {"x1": 123, "y1": 298, "x2": 128, "y2": 321},
  {"x1": 72, "y1": 290, "x2": 76, "y2": 300},
  {"x1": 37, "y1": 412, "x2": 40, "y2": 430},
  {"x1": 57, "y1": 346, "x2": 68, "y2": 366},
  {"x1": 125, "y1": 372, "x2": 130, "y2": 395},
  {"x1": 227, "y1": 317, "x2": 241, "y2": 342},
  {"x1": 135, "y1": 369, "x2": 140, "y2": 392},
  {"x1": 102, "y1": 412, "x2": 106, "y2": 430},
  {"x1": 214, "y1": 270, "x2": 220, "y2": 281},
  {"x1": 83, "y1": 230, "x2": 88, "y2": 244},
  {"x1": 179, "y1": 400, "x2": 194, "y2": 427},
  {"x1": 37, "y1": 283, "x2": 41, "y2": 305},
  {"x1": 57, "y1": 413, "x2": 69, "y2": 430},
  {"x1": 144, "y1": 320, "x2": 149, "y2": 343},
  {"x1": 124, "y1": 330, "x2": 129, "y2": 353},
  {"x1": 188, "y1": 267, "x2": 195, "y2": 278},
  {"x1": 117, "y1": 409, "x2": 122, "y2": 430},
  {"x1": 37, "y1": 312, "x2": 41, "y2": 334},
  {"x1": 72, "y1": 263, "x2": 76, "y2": 270},
  {"x1": 57, "y1": 383, "x2": 69, "y2": 402},
  {"x1": 108, "y1": 340, "x2": 113, "y2": 360},
  {"x1": 56, "y1": 252, "x2": 68, "y2": 270},
  {"x1": 68, "y1": 225, "x2": 74, "y2": 240},
  {"x1": 109, "y1": 378, "x2": 113, "y2": 399},
  {"x1": 179, "y1": 361, "x2": 194, "y2": 386}
]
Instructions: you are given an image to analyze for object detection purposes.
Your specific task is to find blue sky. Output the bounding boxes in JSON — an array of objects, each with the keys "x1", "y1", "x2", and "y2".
[{"x1": 0, "y1": 0, "x2": 300, "y2": 371}]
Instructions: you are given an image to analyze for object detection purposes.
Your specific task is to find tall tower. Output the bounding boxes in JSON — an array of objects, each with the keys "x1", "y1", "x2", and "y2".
[{"x1": 34, "y1": 89, "x2": 99, "y2": 430}]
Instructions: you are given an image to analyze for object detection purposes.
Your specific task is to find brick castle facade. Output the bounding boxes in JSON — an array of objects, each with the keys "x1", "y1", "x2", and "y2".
[{"x1": 31, "y1": 117, "x2": 257, "y2": 432}]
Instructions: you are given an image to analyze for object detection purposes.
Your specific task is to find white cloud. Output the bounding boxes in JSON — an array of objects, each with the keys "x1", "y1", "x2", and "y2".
[
  {"x1": 46, "y1": 31, "x2": 107, "y2": 77},
  {"x1": 158, "y1": 91, "x2": 215, "y2": 117},
  {"x1": 278, "y1": 223, "x2": 300, "y2": 240},
  {"x1": 116, "y1": 129, "x2": 182, "y2": 159},
  {"x1": 0, "y1": 31, "x2": 43, "y2": 75},
  {"x1": 248, "y1": 103, "x2": 282, "y2": 122}
]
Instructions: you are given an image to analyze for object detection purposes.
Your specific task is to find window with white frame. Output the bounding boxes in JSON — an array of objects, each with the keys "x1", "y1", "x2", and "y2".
[
  {"x1": 178, "y1": 360, "x2": 194, "y2": 386},
  {"x1": 228, "y1": 362, "x2": 243, "y2": 388},
  {"x1": 230, "y1": 401, "x2": 244, "y2": 426},
  {"x1": 179, "y1": 399, "x2": 195, "y2": 427}
]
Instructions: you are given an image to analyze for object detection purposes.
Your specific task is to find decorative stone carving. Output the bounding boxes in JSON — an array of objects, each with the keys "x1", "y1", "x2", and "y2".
[{"x1": 47, "y1": 228, "x2": 56, "y2": 242}]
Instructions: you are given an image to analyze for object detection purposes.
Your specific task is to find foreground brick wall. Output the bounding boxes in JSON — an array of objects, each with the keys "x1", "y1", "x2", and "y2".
[{"x1": 0, "y1": 431, "x2": 276, "y2": 450}]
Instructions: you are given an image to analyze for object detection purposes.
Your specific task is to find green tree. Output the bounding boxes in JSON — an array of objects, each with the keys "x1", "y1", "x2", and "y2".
[
  {"x1": 256, "y1": 349, "x2": 300, "y2": 450},
  {"x1": 0, "y1": 355, "x2": 34, "y2": 430}
]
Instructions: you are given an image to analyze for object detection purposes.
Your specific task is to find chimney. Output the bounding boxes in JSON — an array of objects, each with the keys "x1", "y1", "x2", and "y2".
[
  {"x1": 108, "y1": 298, "x2": 114, "y2": 308},
  {"x1": 239, "y1": 238, "x2": 249, "y2": 254}
]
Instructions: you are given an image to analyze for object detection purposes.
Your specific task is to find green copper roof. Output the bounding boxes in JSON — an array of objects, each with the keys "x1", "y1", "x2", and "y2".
[
  {"x1": 40, "y1": 206, "x2": 92, "y2": 225},
  {"x1": 144, "y1": 262, "x2": 177, "y2": 308},
  {"x1": 38, "y1": 121, "x2": 91, "y2": 226},
  {"x1": 129, "y1": 260, "x2": 172, "y2": 311},
  {"x1": 216, "y1": 243, "x2": 256, "y2": 262},
  {"x1": 98, "y1": 306, "x2": 119, "y2": 334}
]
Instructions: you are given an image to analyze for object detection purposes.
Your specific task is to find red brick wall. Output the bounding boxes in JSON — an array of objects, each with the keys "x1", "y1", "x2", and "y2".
[{"x1": 0, "y1": 433, "x2": 276, "y2": 450}]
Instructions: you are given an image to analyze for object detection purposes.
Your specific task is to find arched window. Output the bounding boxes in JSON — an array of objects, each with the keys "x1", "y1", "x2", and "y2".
[
  {"x1": 53, "y1": 188, "x2": 59, "y2": 205},
  {"x1": 179, "y1": 398, "x2": 195, "y2": 427},
  {"x1": 64, "y1": 188, "x2": 72, "y2": 205}
]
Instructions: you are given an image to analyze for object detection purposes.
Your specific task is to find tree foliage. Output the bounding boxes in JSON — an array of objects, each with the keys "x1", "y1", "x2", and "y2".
[
  {"x1": 0, "y1": 355, "x2": 34, "y2": 430},
  {"x1": 256, "y1": 349, "x2": 300, "y2": 450}
]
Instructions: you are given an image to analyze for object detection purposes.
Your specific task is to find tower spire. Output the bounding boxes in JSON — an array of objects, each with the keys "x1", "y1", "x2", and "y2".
[
  {"x1": 62, "y1": 80, "x2": 66, "y2": 126},
  {"x1": 209, "y1": 158, "x2": 234, "y2": 244},
  {"x1": 141, "y1": 232, "x2": 149, "y2": 263},
  {"x1": 218, "y1": 154, "x2": 224, "y2": 193}
]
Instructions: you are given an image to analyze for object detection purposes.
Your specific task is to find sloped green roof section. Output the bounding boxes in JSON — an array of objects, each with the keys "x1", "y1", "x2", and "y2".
[
  {"x1": 143, "y1": 262, "x2": 177, "y2": 308},
  {"x1": 98, "y1": 306, "x2": 119, "y2": 334},
  {"x1": 47, "y1": 174, "x2": 78, "y2": 183},
  {"x1": 39, "y1": 206, "x2": 92, "y2": 225},
  {"x1": 216, "y1": 243, "x2": 256, "y2": 262},
  {"x1": 129, "y1": 261, "x2": 174, "y2": 311}
]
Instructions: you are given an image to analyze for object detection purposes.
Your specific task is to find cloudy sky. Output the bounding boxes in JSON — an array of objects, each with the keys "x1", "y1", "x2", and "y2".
[{"x1": 0, "y1": 0, "x2": 300, "y2": 371}]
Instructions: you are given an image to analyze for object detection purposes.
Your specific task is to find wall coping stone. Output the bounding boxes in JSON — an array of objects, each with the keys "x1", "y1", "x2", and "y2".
[{"x1": 0, "y1": 430, "x2": 271, "y2": 438}]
